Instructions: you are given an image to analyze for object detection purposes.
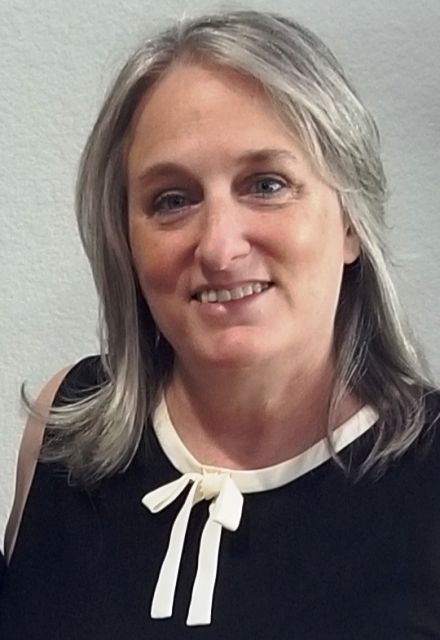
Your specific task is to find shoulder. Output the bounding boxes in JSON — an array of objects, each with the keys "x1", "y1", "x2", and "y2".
[{"x1": 4, "y1": 355, "x2": 104, "y2": 564}]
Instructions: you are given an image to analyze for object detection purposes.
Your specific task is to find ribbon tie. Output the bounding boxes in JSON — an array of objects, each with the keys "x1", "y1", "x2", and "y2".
[{"x1": 142, "y1": 471, "x2": 244, "y2": 625}]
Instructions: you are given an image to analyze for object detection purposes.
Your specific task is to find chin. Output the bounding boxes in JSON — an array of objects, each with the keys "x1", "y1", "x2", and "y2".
[{"x1": 196, "y1": 338, "x2": 276, "y2": 370}]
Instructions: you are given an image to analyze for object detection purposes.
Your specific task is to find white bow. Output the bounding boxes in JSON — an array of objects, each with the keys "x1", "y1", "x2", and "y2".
[{"x1": 142, "y1": 471, "x2": 244, "y2": 626}]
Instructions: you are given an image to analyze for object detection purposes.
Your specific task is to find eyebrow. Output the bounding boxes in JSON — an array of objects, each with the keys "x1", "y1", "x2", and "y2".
[{"x1": 136, "y1": 148, "x2": 298, "y2": 183}]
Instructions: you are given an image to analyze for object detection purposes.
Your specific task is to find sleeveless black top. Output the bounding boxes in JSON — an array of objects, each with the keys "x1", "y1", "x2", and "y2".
[{"x1": 2, "y1": 356, "x2": 440, "y2": 639}]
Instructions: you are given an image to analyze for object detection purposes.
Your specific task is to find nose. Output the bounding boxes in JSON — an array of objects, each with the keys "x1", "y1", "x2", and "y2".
[{"x1": 194, "y1": 197, "x2": 251, "y2": 271}]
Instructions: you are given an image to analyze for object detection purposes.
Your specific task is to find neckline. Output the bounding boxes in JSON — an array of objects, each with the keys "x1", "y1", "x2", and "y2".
[{"x1": 152, "y1": 397, "x2": 379, "y2": 493}]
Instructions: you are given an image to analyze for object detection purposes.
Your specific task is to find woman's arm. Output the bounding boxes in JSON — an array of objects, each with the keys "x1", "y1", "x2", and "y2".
[{"x1": 4, "y1": 366, "x2": 72, "y2": 565}]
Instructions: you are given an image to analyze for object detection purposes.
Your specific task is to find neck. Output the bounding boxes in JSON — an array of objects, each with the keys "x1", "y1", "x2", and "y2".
[{"x1": 165, "y1": 350, "x2": 361, "y2": 470}]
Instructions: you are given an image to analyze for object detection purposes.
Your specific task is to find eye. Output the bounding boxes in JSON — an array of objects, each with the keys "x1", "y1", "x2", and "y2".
[
  {"x1": 151, "y1": 191, "x2": 194, "y2": 214},
  {"x1": 249, "y1": 175, "x2": 288, "y2": 198}
]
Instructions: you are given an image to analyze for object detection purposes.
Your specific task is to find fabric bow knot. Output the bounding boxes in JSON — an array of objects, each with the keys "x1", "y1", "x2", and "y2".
[{"x1": 142, "y1": 471, "x2": 244, "y2": 625}]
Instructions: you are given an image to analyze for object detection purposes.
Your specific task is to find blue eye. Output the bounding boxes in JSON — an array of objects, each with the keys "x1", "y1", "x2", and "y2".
[
  {"x1": 251, "y1": 176, "x2": 286, "y2": 197},
  {"x1": 153, "y1": 192, "x2": 191, "y2": 214},
  {"x1": 150, "y1": 175, "x2": 290, "y2": 216}
]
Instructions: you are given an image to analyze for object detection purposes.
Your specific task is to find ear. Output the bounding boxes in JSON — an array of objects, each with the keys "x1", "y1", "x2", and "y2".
[{"x1": 343, "y1": 222, "x2": 361, "y2": 265}]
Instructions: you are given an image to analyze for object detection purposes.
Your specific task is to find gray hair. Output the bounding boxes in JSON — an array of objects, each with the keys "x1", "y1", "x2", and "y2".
[{"x1": 31, "y1": 9, "x2": 438, "y2": 485}]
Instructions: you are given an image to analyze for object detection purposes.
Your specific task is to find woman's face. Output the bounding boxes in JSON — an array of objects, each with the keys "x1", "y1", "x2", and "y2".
[{"x1": 126, "y1": 61, "x2": 359, "y2": 371}]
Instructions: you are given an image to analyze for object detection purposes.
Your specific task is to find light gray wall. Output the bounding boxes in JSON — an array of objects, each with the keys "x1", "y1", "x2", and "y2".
[{"x1": 1, "y1": 0, "x2": 439, "y2": 540}]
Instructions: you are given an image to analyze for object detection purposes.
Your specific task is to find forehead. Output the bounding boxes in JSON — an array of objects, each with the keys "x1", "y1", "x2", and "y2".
[
  {"x1": 132, "y1": 61, "x2": 269, "y2": 129},
  {"x1": 126, "y1": 61, "x2": 300, "y2": 172}
]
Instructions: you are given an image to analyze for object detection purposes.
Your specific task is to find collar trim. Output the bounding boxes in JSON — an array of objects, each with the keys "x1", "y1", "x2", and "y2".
[{"x1": 152, "y1": 397, "x2": 378, "y2": 493}]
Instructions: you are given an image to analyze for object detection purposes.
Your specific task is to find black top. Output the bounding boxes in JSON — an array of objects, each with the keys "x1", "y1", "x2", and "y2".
[{"x1": 2, "y1": 356, "x2": 440, "y2": 639}]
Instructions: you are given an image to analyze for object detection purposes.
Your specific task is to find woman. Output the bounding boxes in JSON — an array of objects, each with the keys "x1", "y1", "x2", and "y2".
[{"x1": 2, "y1": 9, "x2": 440, "y2": 639}]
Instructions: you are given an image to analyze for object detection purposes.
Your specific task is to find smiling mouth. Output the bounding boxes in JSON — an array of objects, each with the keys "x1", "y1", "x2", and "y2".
[{"x1": 192, "y1": 282, "x2": 273, "y2": 304}]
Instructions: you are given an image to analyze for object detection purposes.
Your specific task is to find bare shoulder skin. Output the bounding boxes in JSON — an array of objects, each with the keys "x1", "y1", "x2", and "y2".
[{"x1": 4, "y1": 366, "x2": 72, "y2": 565}]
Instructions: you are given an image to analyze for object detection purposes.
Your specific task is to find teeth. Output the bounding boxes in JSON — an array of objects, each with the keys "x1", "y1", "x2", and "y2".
[
  {"x1": 230, "y1": 287, "x2": 245, "y2": 300},
  {"x1": 253, "y1": 282, "x2": 262, "y2": 294},
  {"x1": 196, "y1": 282, "x2": 271, "y2": 303},
  {"x1": 217, "y1": 289, "x2": 232, "y2": 302},
  {"x1": 241, "y1": 284, "x2": 254, "y2": 296}
]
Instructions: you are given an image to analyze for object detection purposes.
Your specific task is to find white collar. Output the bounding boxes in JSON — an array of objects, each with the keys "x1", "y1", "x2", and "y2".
[{"x1": 142, "y1": 397, "x2": 378, "y2": 626}]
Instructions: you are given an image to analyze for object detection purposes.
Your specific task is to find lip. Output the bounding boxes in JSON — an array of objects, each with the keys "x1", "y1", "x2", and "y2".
[
  {"x1": 190, "y1": 280, "x2": 273, "y2": 299},
  {"x1": 190, "y1": 282, "x2": 274, "y2": 319}
]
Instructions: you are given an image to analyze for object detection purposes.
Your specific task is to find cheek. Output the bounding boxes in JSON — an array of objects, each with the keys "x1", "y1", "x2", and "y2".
[
  {"x1": 277, "y1": 212, "x2": 343, "y2": 269},
  {"x1": 128, "y1": 221, "x2": 189, "y2": 321},
  {"x1": 305, "y1": 230, "x2": 346, "y2": 314},
  {"x1": 129, "y1": 223, "x2": 167, "y2": 297},
  {"x1": 130, "y1": 245, "x2": 177, "y2": 337},
  {"x1": 278, "y1": 210, "x2": 346, "y2": 304}
]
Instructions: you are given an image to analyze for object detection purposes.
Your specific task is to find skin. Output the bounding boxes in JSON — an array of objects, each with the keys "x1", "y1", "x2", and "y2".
[{"x1": 126, "y1": 61, "x2": 361, "y2": 469}]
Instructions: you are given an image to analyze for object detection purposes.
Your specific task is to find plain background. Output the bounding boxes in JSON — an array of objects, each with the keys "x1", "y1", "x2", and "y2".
[{"x1": 0, "y1": 0, "x2": 439, "y2": 542}]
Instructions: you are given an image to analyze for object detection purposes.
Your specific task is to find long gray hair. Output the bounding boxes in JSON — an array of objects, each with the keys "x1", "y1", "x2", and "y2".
[{"x1": 33, "y1": 9, "x2": 438, "y2": 485}]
